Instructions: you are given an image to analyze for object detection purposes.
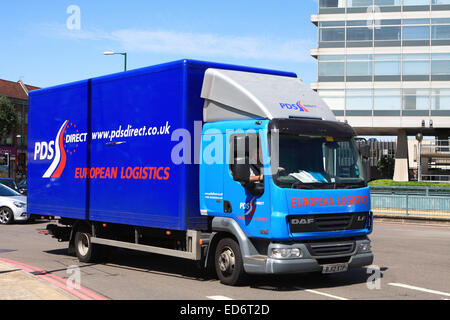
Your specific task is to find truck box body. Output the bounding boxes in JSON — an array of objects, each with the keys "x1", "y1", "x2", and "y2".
[{"x1": 27, "y1": 60, "x2": 296, "y2": 231}]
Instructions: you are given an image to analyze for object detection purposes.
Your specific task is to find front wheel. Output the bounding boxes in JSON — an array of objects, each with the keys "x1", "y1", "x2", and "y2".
[
  {"x1": 215, "y1": 238, "x2": 246, "y2": 286},
  {"x1": 0, "y1": 207, "x2": 14, "y2": 225}
]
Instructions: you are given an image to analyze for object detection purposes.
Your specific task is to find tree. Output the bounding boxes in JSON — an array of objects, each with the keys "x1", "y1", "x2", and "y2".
[
  {"x1": 0, "y1": 96, "x2": 18, "y2": 142},
  {"x1": 377, "y1": 156, "x2": 395, "y2": 179}
]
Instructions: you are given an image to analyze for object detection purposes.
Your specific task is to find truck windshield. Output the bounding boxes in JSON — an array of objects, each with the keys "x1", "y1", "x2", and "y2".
[{"x1": 273, "y1": 134, "x2": 365, "y2": 189}]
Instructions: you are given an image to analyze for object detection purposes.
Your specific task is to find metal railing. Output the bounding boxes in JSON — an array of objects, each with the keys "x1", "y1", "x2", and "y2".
[
  {"x1": 370, "y1": 186, "x2": 450, "y2": 218},
  {"x1": 421, "y1": 175, "x2": 450, "y2": 183}
]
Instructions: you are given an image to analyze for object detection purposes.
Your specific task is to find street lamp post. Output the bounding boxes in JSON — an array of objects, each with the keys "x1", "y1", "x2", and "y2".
[
  {"x1": 104, "y1": 51, "x2": 127, "y2": 72},
  {"x1": 416, "y1": 133, "x2": 423, "y2": 182}
]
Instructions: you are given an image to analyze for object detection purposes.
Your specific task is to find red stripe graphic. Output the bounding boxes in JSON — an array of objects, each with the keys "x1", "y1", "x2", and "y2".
[
  {"x1": 297, "y1": 101, "x2": 309, "y2": 112},
  {"x1": 51, "y1": 121, "x2": 69, "y2": 178}
]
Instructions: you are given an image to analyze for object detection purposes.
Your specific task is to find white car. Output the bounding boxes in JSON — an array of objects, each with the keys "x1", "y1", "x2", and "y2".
[{"x1": 0, "y1": 183, "x2": 27, "y2": 225}]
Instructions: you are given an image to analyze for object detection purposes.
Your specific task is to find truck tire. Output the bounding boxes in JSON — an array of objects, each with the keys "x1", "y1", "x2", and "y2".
[
  {"x1": 215, "y1": 238, "x2": 246, "y2": 286},
  {"x1": 0, "y1": 207, "x2": 14, "y2": 225},
  {"x1": 74, "y1": 231, "x2": 103, "y2": 263}
]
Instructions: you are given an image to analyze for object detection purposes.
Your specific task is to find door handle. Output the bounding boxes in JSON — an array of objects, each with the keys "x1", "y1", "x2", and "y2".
[{"x1": 224, "y1": 201, "x2": 232, "y2": 213}]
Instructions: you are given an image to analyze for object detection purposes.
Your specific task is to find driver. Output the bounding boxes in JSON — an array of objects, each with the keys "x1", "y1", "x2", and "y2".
[
  {"x1": 248, "y1": 143, "x2": 285, "y2": 182},
  {"x1": 249, "y1": 143, "x2": 264, "y2": 182}
]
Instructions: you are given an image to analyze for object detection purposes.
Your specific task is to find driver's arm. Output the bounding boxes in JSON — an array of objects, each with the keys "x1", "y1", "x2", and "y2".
[{"x1": 249, "y1": 174, "x2": 263, "y2": 182}]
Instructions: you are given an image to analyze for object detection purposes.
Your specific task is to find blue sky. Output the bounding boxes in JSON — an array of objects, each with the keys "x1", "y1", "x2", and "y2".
[{"x1": 0, "y1": 0, "x2": 319, "y2": 88}]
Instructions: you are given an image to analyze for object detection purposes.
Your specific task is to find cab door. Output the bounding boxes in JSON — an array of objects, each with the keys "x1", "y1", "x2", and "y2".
[
  {"x1": 223, "y1": 131, "x2": 271, "y2": 238},
  {"x1": 199, "y1": 130, "x2": 225, "y2": 217}
]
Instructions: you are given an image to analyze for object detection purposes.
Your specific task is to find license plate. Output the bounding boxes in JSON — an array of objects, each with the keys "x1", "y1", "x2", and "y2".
[{"x1": 322, "y1": 263, "x2": 348, "y2": 274}]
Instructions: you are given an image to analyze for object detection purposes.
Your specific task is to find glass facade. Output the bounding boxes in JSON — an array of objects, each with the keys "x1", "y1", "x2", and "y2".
[
  {"x1": 320, "y1": 0, "x2": 450, "y2": 13},
  {"x1": 318, "y1": 88, "x2": 450, "y2": 116},
  {"x1": 315, "y1": 0, "x2": 450, "y2": 117},
  {"x1": 318, "y1": 53, "x2": 450, "y2": 81},
  {"x1": 319, "y1": 18, "x2": 450, "y2": 47}
]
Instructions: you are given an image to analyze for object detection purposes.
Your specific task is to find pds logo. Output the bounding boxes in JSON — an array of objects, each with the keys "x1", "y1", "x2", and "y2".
[
  {"x1": 34, "y1": 120, "x2": 82, "y2": 178},
  {"x1": 279, "y1": 100, "x2": 317, "y2": 112}
]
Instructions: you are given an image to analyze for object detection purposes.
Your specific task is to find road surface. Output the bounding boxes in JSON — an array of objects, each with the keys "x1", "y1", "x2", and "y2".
[{"x1": 0, "y1": 220, "x2": 449, "y2": 300}]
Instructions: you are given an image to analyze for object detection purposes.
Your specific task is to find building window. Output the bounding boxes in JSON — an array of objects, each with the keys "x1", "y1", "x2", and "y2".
[
  {"x1": 403, "y1": 89, "x2": 430, "y2": 110},
  {"x1": 432, "y1": 25, "x2": 450, "y2": 39},
  {"x1": 403, "y1": 18, "x2": 430, "y2": 25},
  {"x1": 346, "y1": 90, "x2": 373, "y2": 110},
  {"x1": 318, "y1": 55, "x2": 346, "y2": 61},
  {"x1": 374, "y1": 26, "x2": 401, "y2": 40},
  {"x1": 403, "y1": 61, "x2": 430, "y2": 76},
  {"x1": 320, "y1": 28, "x2": 346, "y2": 42},
  {"x1": 373, "y1": 89, "x2": 401, "y2": 110},
  {"x1": 347, "y1": 0, "x2": 373, "y2": 7},
  {"x1": 319, "y1": 62, "x2": 345, "y2": 76},
  {"x1": 432, "y1": 60, "x2": 450, "y2": 75},
  {"x1": 320, "y1": 21, "x2": 346, "y2": 27},
  {"x1": 347, "y1": 61, "x2": 373, "y2": 76},
  {"x1": 374, "y1": 61, "x2": 401, "y2": 75},
  {"x1": 403, "y1": 0, "x2": 430, "y2": 5},
  {"x1": 318, "y1": 90, "x2": 346, "y2": 110},
  {"x1": 375, "y1": 0, "x2": 401, "y2": 5},
  {"x1": 320, "y1": 0, "x2": 347, "y2": 8},
  {"x1": 432, "y1": 89, "x2": 450, "y2": 110},
  {"x1": 432, "y1": 54, "x2": 450, "y2": 78},
  {"x1": 403, "y1": 26, "x2": 430, "y2": 40},
  {"x1": 345, "y1": 55, "x2": 372, "y2": 80},
  {"x1": 402, "y1": 53, "x2": 430, "y2": 79},
  {"x1": 347, "y1": 27, "x2": 373, "y2": 41}
]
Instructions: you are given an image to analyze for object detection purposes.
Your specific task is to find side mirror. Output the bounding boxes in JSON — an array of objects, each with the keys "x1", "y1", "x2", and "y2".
[
  {"x1": 360, "y1": 145, "x2": 370, "y2": 159},
  {"x1": 231, "y1": 158, "x2": 250, "y2": 184}
]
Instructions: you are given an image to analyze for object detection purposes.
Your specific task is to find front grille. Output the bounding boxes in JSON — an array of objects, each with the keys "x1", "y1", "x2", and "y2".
[
  {"x1": 316, "y1": 214, "x2": 352, "y2": 230},
  {"x1": 288, "y1": 212, "x2": 368, "y2": 233},
  {"x1": 307, "y1": 241, "x2": 355, "y2": 256}
]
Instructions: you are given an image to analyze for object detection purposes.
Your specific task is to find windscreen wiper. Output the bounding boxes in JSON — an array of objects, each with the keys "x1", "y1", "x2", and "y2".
[
  {"x1": 290, "y1": 181, "x2": 334, "y2": 190},
  {"x1": 334, "y1": 182, "x2": 367, "y2": 189}
]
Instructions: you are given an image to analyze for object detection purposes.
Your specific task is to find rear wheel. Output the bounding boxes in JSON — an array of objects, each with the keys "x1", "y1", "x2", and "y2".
[
  {"x1": 0, "y1": 207, "x2": 14, "y2": 225},
  {"x1": 215, "y1": 238, "x2": 246, "y2": 286}
]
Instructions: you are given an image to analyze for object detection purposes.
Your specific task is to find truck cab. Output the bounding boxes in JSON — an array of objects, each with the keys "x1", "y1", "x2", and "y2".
[{"x1": 199, "y1": 68, "x2": 373, "y2": 285}]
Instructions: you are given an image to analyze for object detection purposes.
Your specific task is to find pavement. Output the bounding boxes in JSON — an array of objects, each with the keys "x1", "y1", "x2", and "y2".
[
  {"x1": 0, "y1": 261, "x2": 71, "y2": 300},
  {"x1": 0, "y1": 220, "x2": 450, "y2": 300},
  {"x1": 373, "y1": 211, "x2": 450, "y2": 223}
]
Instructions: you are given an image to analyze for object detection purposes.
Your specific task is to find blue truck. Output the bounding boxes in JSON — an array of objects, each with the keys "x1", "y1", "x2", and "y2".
[{"x1": 28, "y1": 59, "x2": 373, "y2": 286}]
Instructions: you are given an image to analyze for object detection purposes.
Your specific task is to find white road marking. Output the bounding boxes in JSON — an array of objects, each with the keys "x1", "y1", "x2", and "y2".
[
  {"x1": 389, "y1": 283, "x2": 450, "y2": 297},
  {"x1": 207, "y1": 295, "x2": 234, "y2": 300},
  {"x1": 295, "y1": 287, "x2": 349, "y2": 300}
]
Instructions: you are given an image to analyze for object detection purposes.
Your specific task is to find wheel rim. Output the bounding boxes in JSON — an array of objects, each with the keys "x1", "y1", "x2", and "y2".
[
  {"x1": 77, "y1": 233, "x2": 90, "y2": 256},
  {"x1": 218, "y1": 246, "x2": 235, "y2": 276},
  {"x1": 0, "y1": 209, "x2": 11, "y2": 224}
]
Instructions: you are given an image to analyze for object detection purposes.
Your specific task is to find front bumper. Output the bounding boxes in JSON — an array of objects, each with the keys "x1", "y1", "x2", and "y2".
[
  {"x1": 13, "y1": 208, "x2": 28, "y2": 221},
  {"x1": 243, "y1": 237, "x2": 373, "y2": 275}
]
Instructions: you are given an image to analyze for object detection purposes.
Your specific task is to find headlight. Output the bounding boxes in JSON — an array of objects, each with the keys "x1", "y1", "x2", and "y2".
[
  {"x1": 270, "y1": 248, "x2": 302, "y2": 259},
  {"x1": 13, "y1": 201, "x2": 26, "y2": 208},
  {"x1": 358, "y1": 242, "x2": 372, "y2": 253}
]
